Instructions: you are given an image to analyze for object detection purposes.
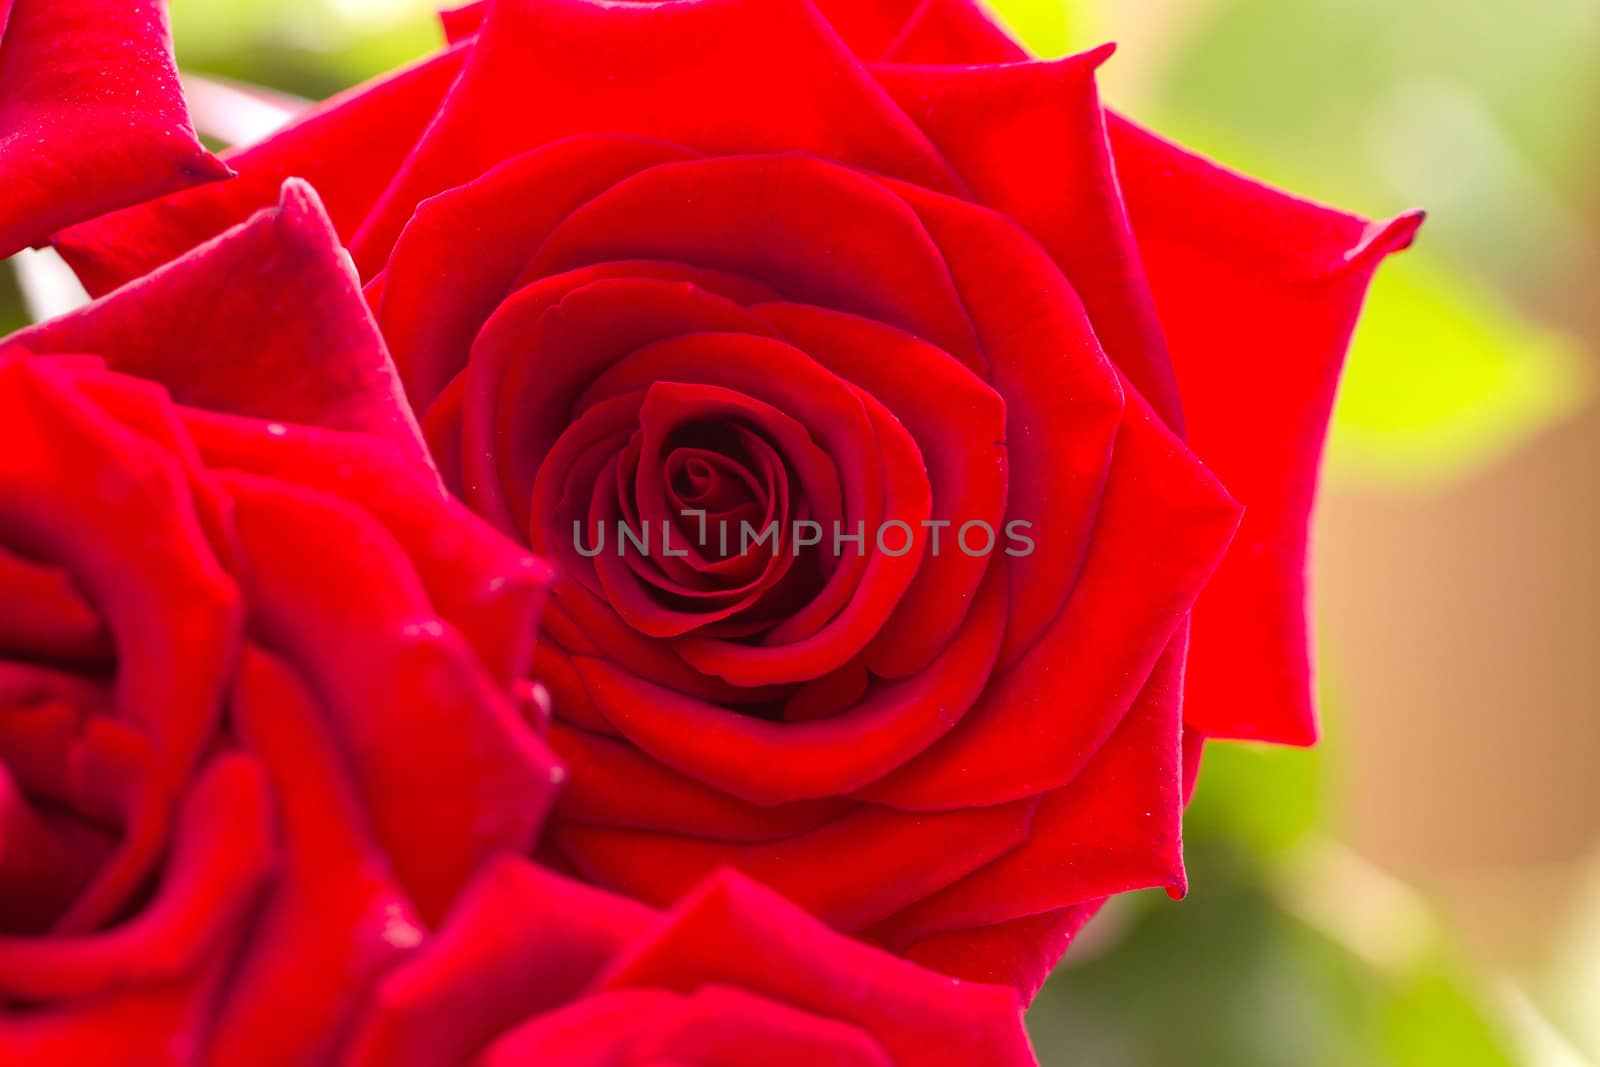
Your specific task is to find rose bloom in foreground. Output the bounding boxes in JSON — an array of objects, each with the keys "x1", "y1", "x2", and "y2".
[
  {"x1": 1, "y1": 182, "x2": 1041, "y2": 1064},
  {"x1": 58, "y1": 0, "x2": 1420, "y2": 998},
  {"x1": 0, "y1": 183, "x2": 556, "y2": 1060}
]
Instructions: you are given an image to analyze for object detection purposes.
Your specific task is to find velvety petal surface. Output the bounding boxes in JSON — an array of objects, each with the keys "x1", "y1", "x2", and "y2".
[
  {"x1": 1109, "y1": 116, "x2": 1423, "y2": 744},
  {"x1": 349, "y1": 0, "x2": 963, "y2": 272},
  {"x1": 346, "y1": 860, "x2": 1038, "y2": 1067},
  {"x1": 0, "y1": 0, "x2": 228, "y2": 258},
  {"x1": 53, "y1": 44, "x2": 466, "y2": 296},
  {"x1": 599, "y1": 871, "x2": 1037, "y2": 1067},
  {"x1": 13, "y1": 182, "x2": 429, "y2": 465}
]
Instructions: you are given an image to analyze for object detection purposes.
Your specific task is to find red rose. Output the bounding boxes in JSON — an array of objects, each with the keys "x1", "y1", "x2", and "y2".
[
  {"x1": 340, "y1": 860, "x2": 1037, "y2": 1067},
  {"x1": 55, "y1": 0, "x2": 1419, "y2": 996},
  {"x1": 0, "y1": 183, "x2": 561, "y2": 1064},
  {"x1": 0, "y1": 0, "x2": 228, "y2": 258}
]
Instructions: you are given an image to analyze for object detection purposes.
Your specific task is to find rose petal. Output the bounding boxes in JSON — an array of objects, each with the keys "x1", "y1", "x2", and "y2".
[
  {"x1": 587, "y1": 382, "x2": 836, "y2": 638},
  {"x1": 552, "y1": 723, "x2": 852, "y2": 843},
  {"x1": 381, "y1": 136, "x2": 701, "y2": 410},
  {"x1": 181, "y1": 411, "x2": 547, "y2": 687},
  {"x1": 571, "y1": 330, "x2": 930, "y2": 685},
  {"x1": 477, "y1": 989, "x2": 676, "y2": 1065},
  {"x1": 0, "y1": 753, "x2": 273, "y2": 1002},
  {"x1": 865, "y1": 643, "x2": 1186, "y2": 952},
  {"x1": 567, "y1": 563, "x2": 1005, "y2": 804},
  {"x1": 540, "y1": 588, "x2": 783, "y2": 713},
  {"x1": 552, "y1": 796, "x2": 1037, "y2": 932},
  {"x1": 205, "y1": 647, "x2": 426, "y2": 1067},
  {"x1": 807, "y1": 0, "x2": 922, "y2": 59},
  {"x1": 341, "y1": 856, "x2": 653, "y2": 1067},
  {"x1": 1109, "y1": 115, "x2": 1423, "y2": 744},
  {"x1": 494, "y1": 270, "x2": 781, "y2": 538},
  {"x1": 755, "y1": 302, "x2": 1007, "y2": 677},
  {"x1": 878, "y1": 0, "x2": 1026, "y2": 63},
  {"x1": 882, "y1": 181, "x2": 1126, "y2": 670},
  {"x1": 0, "y1": 947, "x2": 229, "y2": 1064},
  {"x1": 350, "y1": 0, "x2": 963, "y2": 272},
  {"x1": 596, "y1": 870, "x2": 1038, "y2": 1067},
  {"x1": 528, "y1": 154, "x2": 982, "y2": 371},
  {"x1": 861, "y1": 389, "x2": 1239, "y2": 810},
  {"x1": 902, "y1": 902, "x2": 1103, "y2": 1002},
  {"x1": 0, "y1": 675, "x2": 174, "y2": 938},
  {"x1": 52, "y1": 44, "x2": 467, "y2": 296},
  {"x1": 0, "y1": 358, "x2": 240, "y2": 788},
  {"x1": 216, "y1": 469, "x2": 562, "y2": 922},
  {"x1": 0, "y1": 0, "x2": 228, "y2": 258},
  {"x1": 630, "y1": 984, "x2": 896, "y2": 1067},
  {"x1": 12, "y1": 182, "x2": 429, "y2": 465},
  {"x1": 439, "y1": 0, "x2": 487, "y2": 43},
  {"x1": 0, "y1": 547, "x2": 106, "y2": 661},
  {"x1": 876, "y1": 52, "x2": 1183, "y2": 425},
  {"x1": 0, "y1": 763, "x2": 109, "y2": 933}
]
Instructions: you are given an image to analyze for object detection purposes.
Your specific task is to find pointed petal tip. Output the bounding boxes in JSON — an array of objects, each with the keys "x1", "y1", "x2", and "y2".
[
  {"x1": 1157, "y1": 826, "x2": 1189, "y2": 901},
  {"x1": 274, "y1": 177, "x2": 329, "y2": 222},
  {"x1": 1345, "y1": 209, "x2": 1426, "y2": 269},
  {"x1": 267, "y1": 179, "x2": 356, "y2": 275},
  {"x1": 1289, "y1": 715, "x2": 1322, "y2": 749},
  {"x1": 1205, "y1": 712, "x2": 1320, "y2": 749},
  {"x1": 695, "y1": 864, "x2": 756, "y2": 899},
  {"x1": 1036, "y1": 40, "x2": 1114, "y2": 77},
  {"x1": 1084, "y1": 41, "x2": 1118, "y2": 68},
  {"x1": 187, "y1": 150, "x2": 238, "y2": 183}
]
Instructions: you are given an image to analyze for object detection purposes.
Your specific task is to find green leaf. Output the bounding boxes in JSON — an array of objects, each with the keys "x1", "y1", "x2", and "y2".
[
  {"x1": 1329, "y1": 252, "x2": 1589, "y2": 486},
  {"x1": 0, "y1": 260, "x2": 29, "y2": 335},
  {"x1": 1185, "y1": 741, "x2": 1326, "y2": 857},
  {"x1": 1383, "y1": 962, "x2": 1519, "y2": 1067},
  {"x1": 172, "y1": 0, "x2": 442, "y2": 99},
  {"x1": 1028, "y1": 840, "x2": 1522, "y2": 1067},
  {"x1": 986, "y1": 0, "x2": 1085, "y2": 58}
]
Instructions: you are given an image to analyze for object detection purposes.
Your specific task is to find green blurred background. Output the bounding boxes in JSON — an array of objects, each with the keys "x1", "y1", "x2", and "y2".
[{"x1": 5, "y1": 0, "x2": 1596, "y2": 1062}]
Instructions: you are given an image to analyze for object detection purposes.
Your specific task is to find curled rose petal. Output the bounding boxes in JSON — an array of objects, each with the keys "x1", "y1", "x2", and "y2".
[{"x1": 0, "y1": 753, "x2": 273, "y2": 1003}]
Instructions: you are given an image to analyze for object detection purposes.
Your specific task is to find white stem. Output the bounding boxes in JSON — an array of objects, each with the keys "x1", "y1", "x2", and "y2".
[
  {"x1": 12, "y1": 248, "x2": 92, "y2": 322},
  {"x1": 182, "y1": 73, "x2": 313, "y2": 148}
]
